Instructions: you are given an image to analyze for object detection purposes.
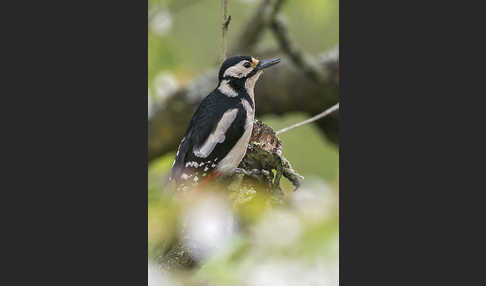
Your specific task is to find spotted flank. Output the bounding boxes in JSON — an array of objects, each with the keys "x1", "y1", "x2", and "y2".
[
  {"x1": 174, "y1": 158, "x2": 218, "y2": 189},
  {"x1": 181, "y1": 173, "x2": 190, "y2": 180}
]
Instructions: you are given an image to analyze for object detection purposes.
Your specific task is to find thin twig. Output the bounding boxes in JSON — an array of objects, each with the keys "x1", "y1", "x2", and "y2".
[
  {"x1": 221, "y1": 0, "x2": 231, "y2": 62},
  {"x1": 270, "y1": 15, "x2": 326, "y2": 84},
  {"x1": 276, "y1": 103, "x2": 339, "y2": 135}
]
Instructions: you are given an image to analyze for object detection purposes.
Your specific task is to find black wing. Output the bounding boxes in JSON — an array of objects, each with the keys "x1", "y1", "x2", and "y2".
[{"x1": 169, "y1": 90, "x2": 247, "y2": 183}]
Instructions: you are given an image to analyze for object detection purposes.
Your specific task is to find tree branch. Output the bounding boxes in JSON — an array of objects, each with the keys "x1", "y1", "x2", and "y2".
[
  {"x1": 270, "y1": 15, "x2": 327, "y2": 84},
  {"x1": 231, "y1": 0, "x2": 287, "y2": 55},
  {"x1": 148, "y1": 48, "x2": 339, "y2": 161}
]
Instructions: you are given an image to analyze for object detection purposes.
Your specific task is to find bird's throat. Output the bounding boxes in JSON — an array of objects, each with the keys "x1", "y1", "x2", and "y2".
[{"x1": 245, "y1": 71, "x2": 262, "y2": 101}]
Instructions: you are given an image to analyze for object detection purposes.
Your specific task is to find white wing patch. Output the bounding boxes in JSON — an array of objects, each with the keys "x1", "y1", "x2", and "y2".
[
  {"x1": 193, "y1": 108, "x2": 239, "y2": 158},
  {"x1": 216, "y1": 99, "x2": 254, "y2": 174}
]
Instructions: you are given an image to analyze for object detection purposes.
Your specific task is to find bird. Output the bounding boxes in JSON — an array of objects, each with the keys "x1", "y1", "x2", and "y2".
[{"x1": 168, "y1": 55, "x2": 280, "y2": 190}]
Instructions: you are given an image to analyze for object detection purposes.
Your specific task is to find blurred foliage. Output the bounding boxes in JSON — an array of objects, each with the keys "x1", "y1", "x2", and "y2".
[
  {"x1": 148, "y1": 184, "x2": 338, "y2": 286},
  {"x1": 149, "y1": 0, "x2": 339, "y2": 285}
]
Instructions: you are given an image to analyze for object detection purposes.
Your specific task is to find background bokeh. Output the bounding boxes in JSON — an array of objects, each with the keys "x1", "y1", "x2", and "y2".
[{"x1": 148, "y1": 0, "x2": 339, "y2": 285}]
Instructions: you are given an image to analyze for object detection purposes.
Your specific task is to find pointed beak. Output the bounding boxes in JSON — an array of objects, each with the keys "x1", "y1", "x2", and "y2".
[{"x1": 256, "y1": 57, "x2": 280, "y2": 70}]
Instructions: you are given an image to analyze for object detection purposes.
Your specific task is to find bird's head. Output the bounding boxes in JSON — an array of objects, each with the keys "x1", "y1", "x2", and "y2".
[{"x1": 217, "y1": 55, "x2": 280, "y2": 96}]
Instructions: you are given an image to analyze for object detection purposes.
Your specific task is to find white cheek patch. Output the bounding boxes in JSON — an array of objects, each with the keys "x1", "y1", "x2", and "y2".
[
  {"x1": 218, "y1": 80, "x2": 238, "y2": 97},
  {"x1": 193, "y1": 108, "x2": 239, "y2": 158},
  {"x1": 223, "y1": 61, "x2": 253, "y2": 78}
]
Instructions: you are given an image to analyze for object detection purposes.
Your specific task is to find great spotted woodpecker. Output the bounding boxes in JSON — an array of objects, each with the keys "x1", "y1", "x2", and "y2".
[{"x1": 169, "y1": 55, "x2": 280, "y2": 189}]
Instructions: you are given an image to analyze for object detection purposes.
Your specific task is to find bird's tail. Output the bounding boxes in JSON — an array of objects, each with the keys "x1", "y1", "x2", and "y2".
[{"x1": 168, "y1": 135, "x2": 191, "y2": 183}]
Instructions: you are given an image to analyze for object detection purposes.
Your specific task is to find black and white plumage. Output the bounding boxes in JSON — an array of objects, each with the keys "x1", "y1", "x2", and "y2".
[{"x1": 169, "y1": 55, "x2": 280, "y2": 189}]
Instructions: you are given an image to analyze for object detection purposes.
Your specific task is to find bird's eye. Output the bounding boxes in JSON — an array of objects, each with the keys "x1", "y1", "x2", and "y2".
[{"x1": 243, "y1": 62, "x2": 252, "y2": 68}]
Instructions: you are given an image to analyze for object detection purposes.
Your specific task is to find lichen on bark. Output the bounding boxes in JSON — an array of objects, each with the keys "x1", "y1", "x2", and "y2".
[{"x1": 235, "y1": 120, "x2": 303, "y2": 193}]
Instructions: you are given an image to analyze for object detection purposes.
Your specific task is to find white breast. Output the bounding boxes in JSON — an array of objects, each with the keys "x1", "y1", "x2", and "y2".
[{"x1": 216, "y1": 99, "x2": 254, "y2": 174}]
